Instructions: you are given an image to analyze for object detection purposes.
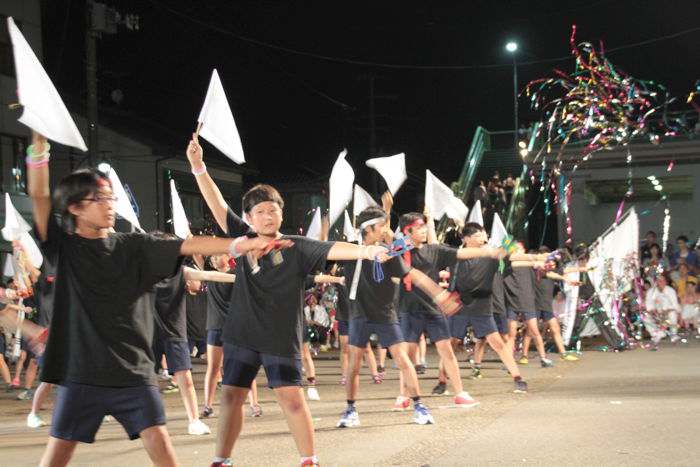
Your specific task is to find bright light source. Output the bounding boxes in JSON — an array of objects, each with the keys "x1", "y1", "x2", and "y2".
[
  {"x1": 505, "y1": 41, "x2": 518, "y2": 53},
  {"x1": 651, "y1": 179, "x2": 660, "y2": 185},
  {"x1": 518, "y1": 140, "x2": 527, "y2": 149},
  {"x1": 654, "y1": 185, "x2": 663, "y2": 191},
  {"x1": 519, "y1": 148, "x2": 529, "y2": 158},
  {"x1": 646, "y1": 175, "x2": 656, "y2": 180},
  {"x1": 97, "y1": 162, "x2": 111, "y2": 173}
]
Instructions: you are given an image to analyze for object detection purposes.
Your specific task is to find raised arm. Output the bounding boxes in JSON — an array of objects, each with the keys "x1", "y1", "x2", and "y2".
[
  {"x1": 26, "y1": 132, "x2": 51, "y2": 242},
  {"x1": 186, "y1": 133, "x2": 231, "y2": 233},
  {"x1": 424, "y1": 205, "x2": 438, "y2": 245},
  {"x1": 183, "y1": 266, "x2": 235, "y2": 283}
]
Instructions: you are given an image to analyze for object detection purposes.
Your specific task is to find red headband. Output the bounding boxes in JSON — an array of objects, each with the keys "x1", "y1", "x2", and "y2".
[{"x1": 402, "y1": 218, "x2": 425, "y2": 234}]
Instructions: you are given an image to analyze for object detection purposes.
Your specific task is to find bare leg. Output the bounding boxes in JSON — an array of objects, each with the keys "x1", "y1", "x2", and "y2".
[
  {"x1": 390, "y1": 343, "x2": 420, "y2": 397},
  {"x1": 13, "y1": 350, "x2": 27, "y2": 384},
  {"x1": 378, "y1": 347, "x2": 387, "y2": 369},
  {"x1": 39, "y1": 437, "x2": 78, "y2": 467},
  {"x1": 346, "y1": 345, "x2": 363, "y2": 401},
  {"x1": 474, "y1": 340, "x2": 487, "y2": 365},
  {"x1": 31, "y1": 382, "x2": 53, "y2": 415},
  {"x1": 204, "y1": 345, "x2": 223, "y2": 409},
  {"x1": 364, "y1": 343, "x2": 378, "y2": 376},
  {"x1": 418, "y1": 334, "x2": 427, "y2": 365},
  {"x1": 521, "y1": 328, "x2": 532, "y2": 358},
  {"x1": 485, "y1": 333, "x2": 521, "y2": 377},
  {"x1": 339, "y1": 335, "x2": 349, "y2": 380},
  {"x1": 25, "y1": 358, "x2": 38, "y2": 389},
  {"x1": 247, "y1": 379, "x2": 259, "y2": 407},
  {"x1": 140, "y1": 424, "x2": 178, "y2": 467},
  {"x1": 173, "y1": 370, "x2": 199, "y2": 423},
  {"x1": 547, "y1": 318, "x2": 567, "y2": 354},
  {"x1": 524, "y1": 318, "x2": 547, "y2": 359},
  {"x1": 401, "y1": 343, "x2": 419, "y2": 397},
  {"x1": 434, "y1": 339, "x2": 463, "y2": 394},
  {"x1": 301, "y1": 343, "x2": 316, "y2": 380},
  {"x1": 215, "y1": 385, "x2": 248, "y2": 458},
  {"x1": 0, "y1": 355, "x2": 11, "y2": 384},
  {"x1": 274, "y1": 386, "x2": 315, "y2": 457}
]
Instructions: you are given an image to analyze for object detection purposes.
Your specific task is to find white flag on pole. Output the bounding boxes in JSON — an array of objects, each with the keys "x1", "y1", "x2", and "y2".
[
  {"x1": 305, "y1": 207, "x2": 322, "y2": 240},
  {"x1": 343, "y1": 210, "x2": 357, "y2": 242},
  {"x1": 328, "y1": 150, "x2": 354, "y2": 227},
  {"x1": 197, "y1": 69, "x2": 245, "y2": 164},
  {"x1": 8, "y1": 17, "x2": 87, "y2": 151},
  {"x1": 353, "y1": 185, "x2": 379, "y2": 219},
  {"x1": 425, "y1": 170, "x2": 468, "y2": 223},
  {"x1": 365, "y1": 153, "x2": 407, "y2": 196},
  {"x1": 3, "y1": 255, "x2": 15, "y2": 277},
  {"x1": 489, "y1": 213, "x2": 508, "y2": 247},
  {"x1": 170, "y1": 180, "x2": 191, "y2": 239},
  {"x1": 467, "y1": 200, "x2": 484, "y2": 226},
  {"x1": 1, "y1": 194, "x2": 43, "y2": 268},
  {"x1": 101, "y1": 164, "x2": 141, "y2": 230}
]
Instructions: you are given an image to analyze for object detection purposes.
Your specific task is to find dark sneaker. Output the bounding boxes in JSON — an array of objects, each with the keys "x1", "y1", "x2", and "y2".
[
  {"x1": 431, "y1": 382, "x2": 447, "y2": 395},
  {"x1": 201, "y1": 406, "x2": 214, "y2": 418},
  {"x1": 514, "y1": 380, "x2": 528, "y2": 393}
]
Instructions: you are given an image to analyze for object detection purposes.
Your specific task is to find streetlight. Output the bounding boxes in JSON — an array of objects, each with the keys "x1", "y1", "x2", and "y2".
[{"x1": 505, "y1": 41, "x2": 519, "y2": 162}]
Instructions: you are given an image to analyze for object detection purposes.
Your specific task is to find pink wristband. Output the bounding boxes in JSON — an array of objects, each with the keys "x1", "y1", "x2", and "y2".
[
  {"x1": 25, "y1": 155, "x2": 50, "y2": 168},
  {"x1": 191, "y1": 163, "x2": 207, "y2": 176}
]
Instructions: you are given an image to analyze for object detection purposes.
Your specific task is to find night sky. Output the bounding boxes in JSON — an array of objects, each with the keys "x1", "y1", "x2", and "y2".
[{"x1": 40, "y1": 0, "x2": 700, "y2": 204}]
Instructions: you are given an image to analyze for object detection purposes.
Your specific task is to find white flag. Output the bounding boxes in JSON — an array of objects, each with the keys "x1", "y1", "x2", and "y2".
[
  {"x1": 1, "y1": 194, "x2": 43, "y2": 268},
  {"x1": 467, "y1": 200, "x2": 484, "y2": 226},
  {"x1": 8, "y1": 18, "x2": 87, "y2": 151},
  {"x1": 101, "y1": 164, "x2": 141, "y2": 230},
  {"x1": 170, "y1": 180, "x2": 191, "y2": 239},
  {"x1": 489, "y1": 213, "x2": 508, "y2": 247},
  {"x1": 197, "y1": 69, "x2": 245, "y2": 164},
  {"x1": 305, "y1": 207, "x2": 322, "y2": 240},
  {"x1": 353, "y1": 185, "x2": 379, "y2": 219},
  {"x1": 3, "y1": 255, "x2": 14, "y2": 277},
  {"x1": 343, "y1": 210, "x2": 357, "y2": 242},
  {"x1": 328, "y1": 150, "x2": 354, "y2": 227},
  {"x1": 425, "y1": 170, "x2": 468, "y2": 223},
  {"x1": 365, "y1": 153, "x2": 407, "y2": 196}
]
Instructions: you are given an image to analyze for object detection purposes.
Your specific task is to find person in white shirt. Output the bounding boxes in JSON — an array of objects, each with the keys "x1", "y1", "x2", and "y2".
[{"x1": 644, "y1": 274, "x2": 681, "y2": 344}]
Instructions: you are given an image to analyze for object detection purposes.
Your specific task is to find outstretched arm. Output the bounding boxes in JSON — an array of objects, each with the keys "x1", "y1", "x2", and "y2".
[
  {"x1": 26, "y1": 132, "x2": 51, "y2": 242},
  {"x1": 183, "y1": 266, "x2": 235, "y2": 283},
  {"x1": 326, "y1": 242, "x2": 388, "y2": 262},
  {"x1": 546, "y1": 271, "x2": 580, "y2": 286},
  {"x1": 314, "y1": 273, "x2": 345, "y2": 285},
  {"x1": 186, "y1": 133, "x2": 231, "y2": 233},
  {"x1": 457, "y1": 246, "x2": 503, "y2": 260},
  {"x1": 407, "y1": 268, "x2": 461, "y2": 316},
  {"x1": 179, "y1": 235, "x2": 292, "y2": 259}
]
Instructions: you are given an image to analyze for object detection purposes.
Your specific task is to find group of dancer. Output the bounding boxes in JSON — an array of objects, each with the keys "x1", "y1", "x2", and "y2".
[{"x1": 0, "y1": 127, "x2": 600, "y2": 467}]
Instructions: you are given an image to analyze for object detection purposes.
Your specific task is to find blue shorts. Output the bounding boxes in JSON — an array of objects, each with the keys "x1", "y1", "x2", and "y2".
[
  {"x1": 337, "y1": 320, "x2": 349, "y2": 336},
  {"x1": 400, "y1": 312, "x2": 451, "y2": 344},
  {"x1": 207, "y1": 329, "x2": 224, "y2": 347},
  {"x1": 162, "y1": 339, "x2": 192, "y2": 373},
  {"x1": 538, "y1": 310, "x2": 555, "y2": 321},
  {"x1": 348, "y1": 317, "x2": 403, "y2": 348},
  {"x1": 51, "y1": 383, "x2": 165, "y2": 443},
  {"x1": 507, "y1": 309, "x2": 538, "y2": 322},
  {"x1": 449, "y1": 314, "x2": 499, "y2": 340},
  {"x1": 493, "y1": 313, "x2": 509, "y2": 334},
  {"x1": 222, "y1": 344, "x2": 302, "y2": 389}
]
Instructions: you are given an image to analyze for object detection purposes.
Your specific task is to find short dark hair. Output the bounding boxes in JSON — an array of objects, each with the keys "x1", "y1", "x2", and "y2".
[
  {"x1": 677, "y1": 235, "x2": 689, "y2": 242},
  {"x1": 461, "y1": 222, "x2": 484, "y2": 238},
  {"x1": 242, "y1": 184, "x2": 284, "y2": 213},
  {"x1": 53, "y1": 169, "x2": 111, "y2": 232},
  {"x1": 399, "y1": 212, "x2": 426, "y2": 232},
  {"x1": 646, "y1": 230, "x2": 657, "y2": 237},
  {"x1": 574, "y1": 242, "x2": 589, "y2": 260},
  {"x1": 538, "y1": 245, "x2": 551, "y2": 253},
  {"x1": 356, "y1": 206, "x2": 386, "y2": 239}
]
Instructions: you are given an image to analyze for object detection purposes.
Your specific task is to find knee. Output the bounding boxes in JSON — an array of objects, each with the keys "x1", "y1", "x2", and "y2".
[
  {"x1": 221, "y1": 387, "x2": 247, "y2": 407},
  {"x1": 277, "y1": 390, "x2": 306, "y2": 414}
]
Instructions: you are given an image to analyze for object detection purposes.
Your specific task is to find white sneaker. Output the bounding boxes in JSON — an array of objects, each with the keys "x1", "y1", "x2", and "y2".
[
  {"x1": 307, "y1": 387, "x2": 321, "y2": 401},
  {"x1": 27, "y1": 413, "x2": 47, "y2": 428},
  {"x1": 413, "y1": 403, "x2": 435, "y2": 425},
  {"x1": 336, "y1": 407, "x2": 360, "y2": 428},
  {"x1": 187, "y1": 419, "x2": 211, "y2": 435}
]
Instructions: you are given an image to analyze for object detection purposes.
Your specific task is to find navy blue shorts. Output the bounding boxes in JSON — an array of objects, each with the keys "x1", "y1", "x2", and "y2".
[
  {"x1": 337, "y1": 320, "x2": 349, "y2": 336},
  {"x1": 51, "y1": 383, "x2": 165, "y2": 443},
  {"x1": 400, "y1": 312, "x2": 451, "y2": 343},
  {"x1": 348, "y1": 317, "x2": 403, "y2": 348},
  {"x1": 20, "y1": 338, "x2": 37, "y2": 359},
  {"x1": 207, "y1": 328, "x2": 224, "y2": 347},
  {"x1": 538, "y1": 310, "x2": 555, "y2": 321},
  {"x1": 449, "y1": 314, "x2": 500, "y2": 340},
  {"x1": 507, "y1": 309, "x2": 538, "y2": 322},
  {"x1": 222, "y1": 344, "x2": 302, "y2": 389},
  {"x1": 0, "y1": 333, "x2": 5, "y2": 356},
  {"x1": 493, "y1": 313, "x2": 509, "y2": 334},
  {"x1": 162, "y1": 339, "x2": 192, "y2": 373}
]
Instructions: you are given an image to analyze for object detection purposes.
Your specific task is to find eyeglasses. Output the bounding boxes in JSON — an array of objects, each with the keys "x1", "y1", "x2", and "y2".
[{"x1": 82, "y1": 195, "x2": 118, "y2": 204}]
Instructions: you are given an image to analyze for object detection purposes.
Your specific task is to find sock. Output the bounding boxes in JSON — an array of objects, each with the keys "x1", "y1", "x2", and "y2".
[
  {"x1": 411, "y1": 396, "x2": 421, "y2": 406},
  {"x1": 438, "y1": 379, "x2": 447, "y2": 385},
  {"x1": 346, "y1": 399, "x2": 355, "y2": 407},
  {"x1": 307, "y1": 376, "x2": 316, "y2": 386},
  {"x1": 300, "y1": 455, "x2": 319, "y2": 465},
  {"x1": 513, "y1": 375, "x2": 522, "y2": 382},
  {"x1": 474, "y1": 363, "x2": 481, "y2": 369},
  {"x1": 212, "y1": 456, "x2": 230, "y2": 464}
]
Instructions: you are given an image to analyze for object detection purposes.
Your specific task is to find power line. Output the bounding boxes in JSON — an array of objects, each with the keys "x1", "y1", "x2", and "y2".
[{"x1": 147, "y1": 0, "x2": 700, "y2": 70}]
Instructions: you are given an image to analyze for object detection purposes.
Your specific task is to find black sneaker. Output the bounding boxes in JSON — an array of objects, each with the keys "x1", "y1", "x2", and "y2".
[
  {"x1": 415, "y1": 364, "x2": 426, "y2": 375},
  {"x1": 201, "y1": 406, "x2": 214, "y2": 418},
  {"x1": 514, "y1": 380, "x2": 528, "y2": 393},
  {"x1": 431, "y1": 382, "x2": 447, "y2": 395},
  {"x1": 471, "y1": 368, "x2": 483, "y2": 379}
]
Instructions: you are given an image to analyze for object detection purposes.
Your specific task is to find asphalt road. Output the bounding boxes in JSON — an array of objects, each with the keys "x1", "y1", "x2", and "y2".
[{"x1": 1, "y1": 340, "x2": 698, "y2": 466}]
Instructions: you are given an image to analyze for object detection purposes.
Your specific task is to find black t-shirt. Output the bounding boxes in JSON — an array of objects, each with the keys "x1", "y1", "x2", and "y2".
[
  {"x1": 490, "y1": 272, "x2": 506, "y2": 315},
  {"x1": 453, "y1": 257, "x2": 499, "y2": 317},
  {"x1": 153, "y1": 267, "x2": 187, "y2": 341},
  {"x1": 335, "y1": 283, "x2": 350, "y2": 322},
  {"x1": 206, "y1": 280, "x2": 234, "y2": 330},
  {"x1": 38, "y1": 213, "x2": 183, "y2": 387},
  {"x1": 503, "y1": 263, "x2": 536, "y2": 312},
  {"x1": 186, "y1": 291, "x2": 207, "y2": 341},
  {"x1": 578, "y1": 271, "x2": 595, "y2": 301},
  {"x1": 222, "y1": 236, "x2": 334, "y2": 357},
  {"x1": 34, "y1": 268, "x2": 56, "y2": 328},
  {"x1": 399, "y1": 244, "x2": 457, "y2": 317},
  {"x1": 534, "y1": 275, "x2": 557, "y2": 312},
  {"x1": 342, "y1": 255, "x2": 409, "y2": 324}
]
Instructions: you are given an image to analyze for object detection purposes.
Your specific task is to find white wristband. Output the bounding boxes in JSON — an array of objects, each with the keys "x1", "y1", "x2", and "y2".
[{"x1": 228, "y1": 237, "x2": 246, "y2": 258}]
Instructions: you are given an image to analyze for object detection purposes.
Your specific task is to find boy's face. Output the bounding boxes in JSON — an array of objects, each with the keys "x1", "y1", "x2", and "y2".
[
  {"x1": 463, "y1": 230, "x2": 486, "y2": 248},
  {"x1": 407, "y1": 223, "x2": 427, "y2": 245},
  {"x1": 248, "y1": 201, "x2": 283, "y2": 236},
  {"x1": 363, "y1": 220, "x2": 386, "y2": 244},
  {"x1": 69, "y1": 184, "x2": 116, "y2": 230}
]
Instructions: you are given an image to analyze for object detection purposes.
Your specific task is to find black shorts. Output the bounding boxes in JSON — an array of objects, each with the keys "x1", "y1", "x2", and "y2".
[
  {"x1": 51, "y1": 383, "x2": 165, "y2": 443},
  {"x1": 20, "y1": 338, "x2": 37, "y2": 359},
  {"x1": 348, "y1": 317, "x2": 403, "y2": 348},
  {"x1": 337, "y1": 320, "x2": 349, "y2": 336},
  {"x1": 492, "y1": 313, "x2": 509, "y2": 334},
  {"x1": 222, "y1": 344, "x2": 302, "y2": 389},
  {"x1": 162, "y1": 339, "x2": 192, "y2": 373},
  {"x1": 507, "y1": 309, "x2": 538, "y2": 322},
  {"x1": 207, "y1": 329, "x2": 224, "y2": 347},
  {"x1": 400, "y1": 312, "x2": 451, "y2": 343},
  {"x1": 449, "y1": 314, "x2": 499, "y2": 340},
  {"x1": 538, "y1": 310, "x2": 555, "y2": 321},
  {"x1": 0, "y1": 333, "x2": 5, "y2": 356}
]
